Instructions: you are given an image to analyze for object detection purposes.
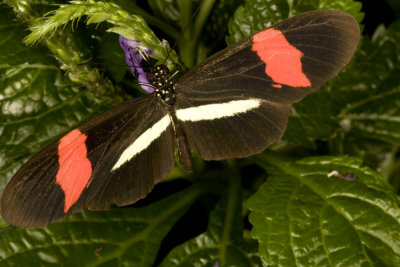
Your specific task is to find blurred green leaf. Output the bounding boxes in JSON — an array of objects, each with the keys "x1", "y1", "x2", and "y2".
[
  {"x1": 337, "y1": 22, "x2": 400, "y2": 145},
  {"x1": 248, "y1": 153, "x2": 400, "y2": 266},
  {"x1": 388, "y1": 157, "x2": 400, "y2": 194},
  {"x1": 94, "y1": 30, "x2": 128, "y2": 83},
  {"x1": 202, "y1": 0, "x2": 243, "y2": 50},
  {"x1": 385, "y1": 0, "x2": 400, "y2": 16},
  {"x1": 147, "y1": 0, "x2": 181, "y2": 28}
]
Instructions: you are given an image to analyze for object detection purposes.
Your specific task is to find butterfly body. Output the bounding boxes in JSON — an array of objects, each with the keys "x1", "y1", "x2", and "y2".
[
  {"x1": 149, "y1": 65, "x2": 177, "y2": 106},
  {"x1": 0, "y1": 10, "x2": 360, "y2": 227}
]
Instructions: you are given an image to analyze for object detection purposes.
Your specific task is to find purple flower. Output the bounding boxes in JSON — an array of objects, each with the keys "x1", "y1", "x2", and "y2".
[{"x1": 119, "y1": 36, "x2": 154, "y2": 93}]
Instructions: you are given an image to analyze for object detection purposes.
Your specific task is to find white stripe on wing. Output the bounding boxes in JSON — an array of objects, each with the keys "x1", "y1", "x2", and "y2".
[
  {"x1": 176, "y1": 99, "x2": 261, "y2": 122},
  {"x1": 112, "y1": 115, "x2": 172, "y2": 171}
]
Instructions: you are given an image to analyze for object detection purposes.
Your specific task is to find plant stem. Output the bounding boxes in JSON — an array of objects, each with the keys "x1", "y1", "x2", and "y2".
[
  {"x1": 192, "y1": 0, "x2": 216, "y2": 46},
  {"x1": 219, "y1": 167, "x2": 242, "y2": 266},
  {"x1": 177, "y1": 0, "x2": 215, "y2": 68}
]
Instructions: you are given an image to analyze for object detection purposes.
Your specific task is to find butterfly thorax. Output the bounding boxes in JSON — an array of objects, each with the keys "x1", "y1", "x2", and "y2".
[{"x1": 148, "y1": 65, "x2": 176, "y2": 106}]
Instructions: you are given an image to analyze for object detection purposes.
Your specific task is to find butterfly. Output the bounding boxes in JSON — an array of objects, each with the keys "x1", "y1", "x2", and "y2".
[{"x1": 0, "y1": 10, "x2": 360, "y2": 227}]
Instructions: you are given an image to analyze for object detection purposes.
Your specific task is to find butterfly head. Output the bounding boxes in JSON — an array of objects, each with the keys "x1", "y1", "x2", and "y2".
[{"x1": 148, "y1": 65, "x2": 176, "y2": 106}]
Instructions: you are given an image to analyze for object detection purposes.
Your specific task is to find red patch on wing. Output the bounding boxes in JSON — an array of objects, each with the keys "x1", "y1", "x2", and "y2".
[
  {"x1": 56, "y1": 129, "x2": 92, "y2": 212},
  {"x1": 252, "y1": 28, "x2": 311, "y2": 87}
]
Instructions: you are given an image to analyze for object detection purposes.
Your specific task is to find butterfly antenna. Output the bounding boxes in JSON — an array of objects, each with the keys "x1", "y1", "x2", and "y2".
[
  {"x1": 162, "y1": 0, "x2": 205, "y2": 65},
  {"x1": 77, "y1": 61, "x2": 146, "y2": 70}
]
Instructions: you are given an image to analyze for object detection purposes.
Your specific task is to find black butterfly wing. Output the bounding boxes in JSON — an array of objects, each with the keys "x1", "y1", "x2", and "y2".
[
  {"x1": 0, "y1": 95, "x2": 175, "y2": 227},
  {"x1": 173, "y1": 10, "x2": 360, "y2": 160},
  {"x1": 80, "y1": 101, "x2": 175, "y2": 211},
  {"x1": 174, "y1": 99, "x2": 291, "y2": 160}
]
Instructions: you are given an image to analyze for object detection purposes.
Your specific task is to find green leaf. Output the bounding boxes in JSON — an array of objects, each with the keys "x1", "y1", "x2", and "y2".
[
  {"x1": 160, "y1": 171, "x2": 262, "y2": 266},
  {"x1": 147, "y1": 0, "x2": 181, "y2": 28},
  {"x1": 248, "y1": 153, "x2": 400, "y2": 266},
  {"x1": 185, "y1": 0, "x2": 243, "y2": 65},
  {"x1": 203, "y1": 0, "x2": 243, "y2": 50},
  {"x1": 226, "y1": 0, "x2": 363, "y2": 45},
  {"x1": 388, "y1": 157, "x2": 400, "y2": 194},
  {"x1": 0, "y1": 181, "x2": 212, "y2": 266},
  {"x1": 329, "y1": 134, "x2": 397, "y2": 179}
]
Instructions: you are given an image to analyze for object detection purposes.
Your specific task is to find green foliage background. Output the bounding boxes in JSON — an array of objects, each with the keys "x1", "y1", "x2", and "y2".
[{"x1": 0, "y1": 0, "x2": 399, "y2": 266}]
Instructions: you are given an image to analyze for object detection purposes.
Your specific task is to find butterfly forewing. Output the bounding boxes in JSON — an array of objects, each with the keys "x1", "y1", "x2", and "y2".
[
  {"x1": 82, "y1": 101, "x2": 175, "y2": 211},
  {"x1": 1, "y1": 95, "x2": 175, "y2": 227},
  {"x1": 275, "y1": 10, "x2": 360, "y2": 89},
  {"x1": 1, "y1": 143, "x2": 65, "y2": 227},
  {"x1": 174, "y1": 10, "x2": 359, "y2": 160}
]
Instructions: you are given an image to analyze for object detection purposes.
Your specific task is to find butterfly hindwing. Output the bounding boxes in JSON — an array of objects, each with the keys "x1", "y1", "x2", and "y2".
[
  {"x1": 175, "y1": 98, "x2": 291, "y2": 160},
  {"x1": 174, "y1": 10, "x2": 360, "y2": 160}
]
